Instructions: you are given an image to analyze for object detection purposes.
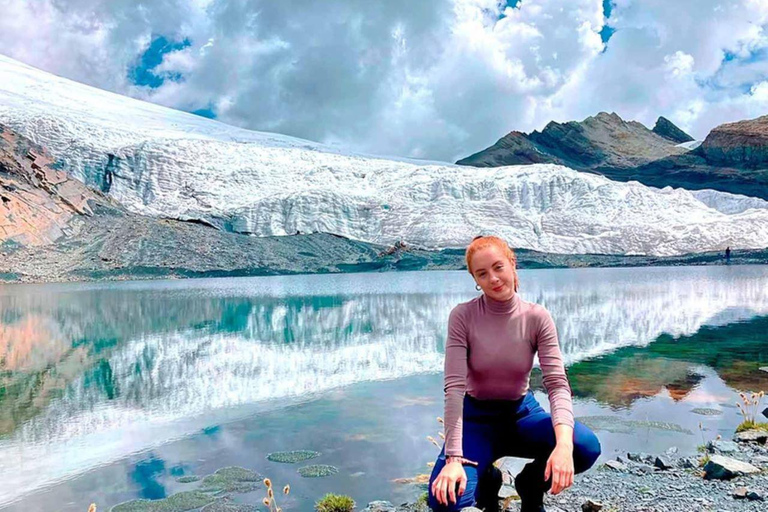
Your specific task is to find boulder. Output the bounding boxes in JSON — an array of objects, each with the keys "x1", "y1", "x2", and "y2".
[
  {"x1": 603, "y1": 460, "x2": 628, "y2": 472},
  {"x1": 734, "y1": 429, "x2": 768, "y2": 444},
  {"x1": 581, "y1": 499, "x2": 603, "y2": 512},
  {"x1": 707, "y1": 440, "x2": 739, "y2": 454},
  {"x1": 654, "y1": 456, "x2": 674, "y2": 470},
  {"x1": 363, "y1": 501, "x2": 397, "y2": 512},
  {"x1": 703, "y1": 455, "x2": 760, "y2": 480}
]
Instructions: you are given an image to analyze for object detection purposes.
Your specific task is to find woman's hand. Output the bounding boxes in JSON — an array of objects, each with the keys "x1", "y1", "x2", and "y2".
[
  {"x1": 431, "y1": 459, "x2": 473, "y2": 506},
  {"x1": 544, "y1": 443, "x2": 574, "y2": 495}
]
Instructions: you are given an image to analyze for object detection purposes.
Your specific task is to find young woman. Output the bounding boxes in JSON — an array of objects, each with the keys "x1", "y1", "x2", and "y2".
[{"x1": 428, "y1": 236, "x2": 601, "y2": 512}]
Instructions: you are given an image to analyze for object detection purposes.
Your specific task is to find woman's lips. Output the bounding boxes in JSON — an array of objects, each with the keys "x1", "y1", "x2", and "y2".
[{"x1": 492, "y1": 285, "x2": 504, "y2": 292}]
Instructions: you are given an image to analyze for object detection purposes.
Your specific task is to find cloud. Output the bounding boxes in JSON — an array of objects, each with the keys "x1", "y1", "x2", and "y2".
[{"x1": 0, "y1": 0, "x2": 767, "y2": 161}]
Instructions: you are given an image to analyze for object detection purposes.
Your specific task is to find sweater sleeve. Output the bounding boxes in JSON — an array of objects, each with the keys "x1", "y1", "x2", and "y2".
[
  {"x1": 535, "y1": 306, "x2": 574, "y2": 429},
  {"x1": 443, "y1": 306, "x2": 469, "y2": 457}
]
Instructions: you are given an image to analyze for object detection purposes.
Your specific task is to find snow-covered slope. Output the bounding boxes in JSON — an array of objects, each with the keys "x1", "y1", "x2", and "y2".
[{"x1": 1, "y1": 54, "x2": 767, "y2": 256}]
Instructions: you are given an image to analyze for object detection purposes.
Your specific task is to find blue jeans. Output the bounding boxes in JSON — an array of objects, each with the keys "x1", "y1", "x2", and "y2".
[{"x1": 427, "y1": 391, "x2": 601, "y2": 511}]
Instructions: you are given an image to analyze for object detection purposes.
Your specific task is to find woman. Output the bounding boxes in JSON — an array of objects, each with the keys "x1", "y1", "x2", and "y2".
[{"x1": 428, "y1": 236, "x2": 601, "y2": 512}]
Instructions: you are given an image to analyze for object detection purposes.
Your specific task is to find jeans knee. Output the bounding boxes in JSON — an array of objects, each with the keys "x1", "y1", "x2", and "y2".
[{"x1": 575, "y1": 430, "x2": 601, "y2": 472}]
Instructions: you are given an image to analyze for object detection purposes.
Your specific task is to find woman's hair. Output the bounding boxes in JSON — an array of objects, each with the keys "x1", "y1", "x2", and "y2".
[{"x1": 465, "y1": 235, "x2": 519, "y2": 291}]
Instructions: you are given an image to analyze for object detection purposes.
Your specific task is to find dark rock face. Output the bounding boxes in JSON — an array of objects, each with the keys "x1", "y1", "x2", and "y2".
[
  {"x1": 652, "y1": 116, "x2": 694, "y2": 143},
  {"x1": 457, "y1": 112, "x2": 685, "y2": 170},
  {"x1": 457, "y1": 112, "x2": 768, "y2": 200},
  {"x1": 698, "y1": 115, "x2": 768, "y2": 167}
]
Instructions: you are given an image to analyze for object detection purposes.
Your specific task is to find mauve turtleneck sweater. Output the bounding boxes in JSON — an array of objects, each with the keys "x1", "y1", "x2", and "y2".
[{"x1": 443, "y1": 292, "x2": 574, "y2": 457}]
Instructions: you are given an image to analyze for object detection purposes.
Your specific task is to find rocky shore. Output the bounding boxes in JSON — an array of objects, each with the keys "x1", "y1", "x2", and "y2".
[{"x1": 365, "y1": 428, "x2": 768, "y2": 512}]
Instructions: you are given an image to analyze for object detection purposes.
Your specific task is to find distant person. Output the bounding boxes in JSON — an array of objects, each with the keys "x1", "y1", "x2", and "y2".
[
  {"x1": 725, "y1": 246, "x2": 731, "y2": 264},
  {"x1": 428, "y1": 236, "x2": 601, "y2": 512}
]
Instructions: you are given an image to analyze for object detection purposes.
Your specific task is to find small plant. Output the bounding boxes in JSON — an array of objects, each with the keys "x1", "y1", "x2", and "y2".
[
  {"x1": 261, "y1": 477, "x2": 290, "y2": 512},
  {"x1": 315, "y1": 493, "x2": 355, "y2": 512},
  {"x1": 699, "y1": 454, "x2": 711, "y2": 467},
  {"x1": 736, "y1": 391, "x2": 765, "y2": 425}
]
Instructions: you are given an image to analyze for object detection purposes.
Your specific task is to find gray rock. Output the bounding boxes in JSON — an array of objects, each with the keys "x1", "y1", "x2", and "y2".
[
  {"x1": 707, "y1": 440, "x2": 740, "y2": 454},
  {"x1": 627, "y1": 452, "x2": 654, "y2": 464},
  {"x1": 458, "y1": 508, "x2": 483, "y2": 512},
  {"x1": 733, "y1": 486, "x2": 748, "y2": 499},
  {"x1": 763, "y1": 406, "x2": 768, "y2": 420},
  {"x1": 734, "y1": 429, "x2": 768, "y2": 444},
  {"x1": 363, "y1": 501, "x2": 397, "y2": 512},
  {"x1": 703, "y1": 455, "x2": 760, "y2": 480},
  {"x1": 654, "y1": 456, "x2": 673, "y2": 470},
  {"x1": 498, "y1": 484, "x2": 517, "y2": 499},
  {"x1": 603, "y1": 460, "x2": 628, "y2": 472},
  {"x1": 746, "y1": 491, "x2": 764, "y2": 501},
  {"x1": 581, "y1": 499, "x2": 603, "y2": 512},
  {"x1": 665, "y1": 446, "x2": 679, "y2": 455}
]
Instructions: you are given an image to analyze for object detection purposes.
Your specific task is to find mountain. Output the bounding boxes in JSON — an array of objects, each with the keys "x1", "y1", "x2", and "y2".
[
  {"x1": 456, "y1": 112, "x2": 687, "y2": 169},
  {"x1": 1, "y1": 54, "x2": 768, "y2": 277},
  {"x1": 652, "y1": 116, "x2": 694, "y2": 144},
  {"x1": 458, "y1": 113, "x2": 768, "y2": 200}
]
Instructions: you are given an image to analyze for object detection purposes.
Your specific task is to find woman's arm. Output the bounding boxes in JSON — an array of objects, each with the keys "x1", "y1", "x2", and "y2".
[
  {"x1": 536, "y1": 306, "x2": 576, "y2": 494},
  {"x1": 443, "y1": 306, "x2": 469, "y2": 457}
]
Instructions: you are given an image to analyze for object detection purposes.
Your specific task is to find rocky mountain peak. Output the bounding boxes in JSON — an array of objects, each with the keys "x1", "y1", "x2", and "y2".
[{"x1": 652, "y1": 116, "x2": 694, "y2": 144}]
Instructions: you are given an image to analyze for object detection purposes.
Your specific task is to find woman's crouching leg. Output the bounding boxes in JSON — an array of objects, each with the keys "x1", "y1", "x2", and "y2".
[
  {"x1": 427, "y1": 455, "x2": 480, "y2": 512},
  {"x1": 573, "y1": 420, "x2": 601, "y2": 474}
]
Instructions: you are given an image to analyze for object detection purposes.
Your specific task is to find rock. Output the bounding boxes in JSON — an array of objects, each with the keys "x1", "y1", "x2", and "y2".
[
  {"x1": 763, "y1": 406, "x2": 768, "y2": 420},
  {"x1": 746, "y1": 491, "x2": 764, "y2": 501},
  {"x1": 603, "y1": 460, "x2": 628, "y2": 472},
  {"x1": 665, "y1": 446, "x2": 679, "y2": 455},
  {"x1": 699, "y1": 115, "x2": 768, "y2": 167},
  {"x1": 760, "y1": 367, "x2": 768, "y2": 374},
  {"x1": 363, "y1": 501, "x2": 397, "y2": 512},
  {"x1": 707, "y1": 440, "x2": 739, "y2": 454},
  {"x1": 627, "y1": 452, "x2": 653, "y2": 464},
  {"x1": 654, "y1": 456, "x2": 673, "y2": 470},
  {"x1": 498, "y1": 484, "x2": 517, "y2": 499},
  {"x1": 676, "y1": 457, "x2": 698, "y2": 469},
  {"x1": 733, "y1": 486, "x2": 748, "y2": 499},
  {"x1": 652, "y1": 116, "x2": 695, "y2": 144},
  {"x1": 734, "y1": 429, "x2": 768, "y2": 444},
  {"x1": 458, "y1": 508, "x2": 483, "y2": 512},
  {"x1": 703, "y1": 455, "x2": 760, "y2": 480},
  {"x1": 581, "y1": 499, "x2": 603, "y2": 512}
]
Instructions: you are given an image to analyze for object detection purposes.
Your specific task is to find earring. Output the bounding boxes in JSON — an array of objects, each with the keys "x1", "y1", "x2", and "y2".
[{"x1": 475, "y1": 284, "x2": 481, "y2": 291}]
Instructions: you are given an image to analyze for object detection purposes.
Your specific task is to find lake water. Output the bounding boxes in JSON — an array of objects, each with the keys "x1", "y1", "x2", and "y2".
[{"x1": 1, "y1": 266, "x2": 767, "y2": 511}]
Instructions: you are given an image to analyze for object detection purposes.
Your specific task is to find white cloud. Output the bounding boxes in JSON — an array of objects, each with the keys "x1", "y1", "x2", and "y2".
[{"x1": 0, "y1": 0, "x2": 767, "y2": 161}]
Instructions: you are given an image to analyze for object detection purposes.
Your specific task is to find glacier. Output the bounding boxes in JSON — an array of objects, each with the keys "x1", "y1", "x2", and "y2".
[{"x1": 1, "y1": 54, "x2": 767, "y2": 257}]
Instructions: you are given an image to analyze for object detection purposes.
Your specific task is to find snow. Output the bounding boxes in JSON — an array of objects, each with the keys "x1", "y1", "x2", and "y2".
[{"x1": 1, "y1": 54, "x2": 766, "y2": 257}]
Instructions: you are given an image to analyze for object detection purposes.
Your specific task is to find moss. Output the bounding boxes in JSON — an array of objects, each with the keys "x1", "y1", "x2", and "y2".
[
  {"x1": 111, "y1": 491, "x2": 215, "y2": 512},
  {"x1": 691, "y1": 408, "x2": 722, "y2": 416},
  {"x1": 315, "y1": 493, "x2": 355, "y2": 512},
  {"x1": 175, "y1": 476, "x2": 200, "y2": 483},
  {"x1": 699, "y1": 455, "x2": 711, "y2": 467},
  {"x1": 266, "y1": 450, "x2": 321, "y2": 463},
  {"x1": 298, "y1": 464, "x2": 339, "y2": 478},
  {"x1": 735, "y1": 421, "x2": 768, "y2": 433},
  {"x1": 198, "y1": 467, "x2": 263, "y2": 493},
  {"x1": 200, "y1": 499, "x2": 258, "y2": 512},
  {"x1": 576, "y1": 415, "x2": 692, "y2": 435}
]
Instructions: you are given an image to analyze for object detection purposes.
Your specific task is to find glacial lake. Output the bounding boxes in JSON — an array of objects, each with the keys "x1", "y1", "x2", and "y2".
[{"x1": 1, "y1": 266, "x2": 767, "y2": 511}]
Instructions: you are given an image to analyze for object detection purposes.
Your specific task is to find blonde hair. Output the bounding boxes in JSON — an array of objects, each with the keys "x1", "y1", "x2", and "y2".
[{"x1": 465, "y1": 235, "x2": 519, "y2": 292}]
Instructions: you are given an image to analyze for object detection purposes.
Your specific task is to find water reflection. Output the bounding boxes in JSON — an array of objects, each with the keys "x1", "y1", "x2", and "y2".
[{"x1": 0, "y1": 266, "x2": 767, "y2": 506}]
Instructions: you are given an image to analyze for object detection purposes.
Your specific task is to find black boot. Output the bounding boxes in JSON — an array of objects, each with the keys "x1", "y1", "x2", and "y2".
[
  {"x1": 514, "y1": 464, "x2": 547, "y2": 512},
  {"x1": 475, "y1": 464, "x2": 503, "y2": 512}
]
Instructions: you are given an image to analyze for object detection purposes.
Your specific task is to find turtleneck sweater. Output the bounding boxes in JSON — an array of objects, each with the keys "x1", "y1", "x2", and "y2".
[{"x1": 443, "y1": 292, "x2": 574, "y2": 457}]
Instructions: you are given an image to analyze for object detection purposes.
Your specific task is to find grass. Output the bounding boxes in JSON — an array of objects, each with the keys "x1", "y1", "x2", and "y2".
[
  {"x1": 315, "y1": 493, "x2": 355, "y2": 512},
  {"x1": 735, "y1": 420, "x2": 768, "y2": 433}
]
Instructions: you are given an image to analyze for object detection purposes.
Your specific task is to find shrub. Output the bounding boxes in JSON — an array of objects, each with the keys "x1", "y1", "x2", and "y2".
[{"x1": 315, "y1": 493, "x2": 355, "y2": 512}]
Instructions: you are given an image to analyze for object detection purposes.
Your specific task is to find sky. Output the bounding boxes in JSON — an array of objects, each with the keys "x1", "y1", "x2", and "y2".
[{"x1": 1, "y1": 0, "x2": 767, "y2": 163}]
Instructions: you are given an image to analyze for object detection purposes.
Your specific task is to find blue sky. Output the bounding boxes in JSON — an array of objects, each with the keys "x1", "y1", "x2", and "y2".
[{"x1": 1, "y1": 0, "x2": 767, "y2": 162}]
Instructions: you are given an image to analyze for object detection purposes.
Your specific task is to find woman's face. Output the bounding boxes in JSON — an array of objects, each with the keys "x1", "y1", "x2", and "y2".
[{"x1": 470, "y1": 245, "x2": 516, "y2": 301}]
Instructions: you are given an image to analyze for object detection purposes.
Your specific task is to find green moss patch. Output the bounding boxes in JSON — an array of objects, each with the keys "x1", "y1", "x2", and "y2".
[
  {"x1": 198, "y1": 466, "x2": 263, "y2": 494},
  {"x1": 200, "y1": 499, "x2": 258, "y2": 512},
  {"x1": 175, "y1": 476, "x2": 201, "y2": 483},
  {"x1": 111, "y1": 491, "x2": 215, "y2": 512},
  {"x1": 266, "y1": 450, "x2": 320, "y2": 463},
  {"x1": 297, "y1": 464, "x2": 339, "y2": 478}
]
